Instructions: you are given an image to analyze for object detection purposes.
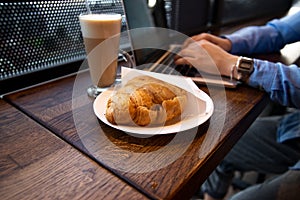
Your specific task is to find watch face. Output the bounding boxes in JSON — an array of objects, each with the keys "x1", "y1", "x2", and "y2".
[
  {"x1": 239, "y1": 57, "x2": 254, "y2": 71},
  {"x1": 240, "y1": 62, "x2": 251, "y2": 70},
  {"x1": 237, "y1": 57, "x2": 254, "y2": 82}
]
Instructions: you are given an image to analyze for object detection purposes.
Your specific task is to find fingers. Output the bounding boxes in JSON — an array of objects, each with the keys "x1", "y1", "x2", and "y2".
[
  {"x1": 182, "y1": 33, "x2": 232, "y2": 52},
  {"x1": 174, "y1": 57, "x2": 190, "y2": 66},
  {"x1": 174, "y1": 40, "x2": 219, "y2": 74},
  {"x1": 182, "y1": 37, "x2": 195, "y2": 48},
  {"x1": 182, "y1": 33, "x2": 213, "y2": 48},
  {"x1": 173, "y1": 52, "x2": 191, "y2": 66},
  {"x1": 174, "y1": 37, "x2": 236, "y2": 77},
  {"x1": 174, "y1": 45, "x2": 198, "y2": 65},
  {"x1": 174, "y1": 41, "x2": 203, "y2": 65}
]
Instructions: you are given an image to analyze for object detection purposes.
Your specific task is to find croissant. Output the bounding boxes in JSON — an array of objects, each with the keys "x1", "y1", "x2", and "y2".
[{"x1": 106, "y1": 76, "x2": 187, "y2": 126}]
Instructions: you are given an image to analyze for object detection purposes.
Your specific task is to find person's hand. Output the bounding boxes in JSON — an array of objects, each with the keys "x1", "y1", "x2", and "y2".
[
  {"x1": 174, "y1": 39, "x2": 239, "y2": 78},
  {"x1": 183, "y1": 33, "x2": 232, "y2": 52}
]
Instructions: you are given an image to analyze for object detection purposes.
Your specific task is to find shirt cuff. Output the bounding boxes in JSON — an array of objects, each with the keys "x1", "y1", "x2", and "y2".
[{"x1": 248, "y1": 59, "x2": 276, "y2": 90}]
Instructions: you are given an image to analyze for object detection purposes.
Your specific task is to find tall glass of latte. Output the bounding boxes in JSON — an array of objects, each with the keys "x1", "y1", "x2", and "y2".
[{"x1": 79, "y1": 13, "x2": 122, "y2": 97}]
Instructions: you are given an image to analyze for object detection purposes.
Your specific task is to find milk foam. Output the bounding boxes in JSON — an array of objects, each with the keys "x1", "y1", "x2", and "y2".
[{"x1": 79, "y1": 13, "x2": 122, "y2": 38}]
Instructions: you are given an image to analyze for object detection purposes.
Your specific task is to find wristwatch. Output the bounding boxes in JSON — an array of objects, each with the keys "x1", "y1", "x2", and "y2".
[{"x1": 234, "y1": 56, "x2": 254, "y2": 82}]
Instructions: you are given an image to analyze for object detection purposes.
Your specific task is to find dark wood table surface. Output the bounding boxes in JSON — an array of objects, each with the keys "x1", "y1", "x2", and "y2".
[
  {"x1": 2, "y1": 68, "x2": 269, "y2": 199},
  {"x1": 2, "y1": 5, "x2": 300, "y2": 199},
  {"x1": 2, "y1": 39, "x2": 299, "y2": 199},
  {"x1": 0, "y1": 99, "x2": 147, "y2": 200}
]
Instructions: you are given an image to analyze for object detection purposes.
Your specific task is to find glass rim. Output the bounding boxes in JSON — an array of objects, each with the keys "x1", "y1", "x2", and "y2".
[{"x1": 79, "y1": 12, "x2": 122, "y2": 18}]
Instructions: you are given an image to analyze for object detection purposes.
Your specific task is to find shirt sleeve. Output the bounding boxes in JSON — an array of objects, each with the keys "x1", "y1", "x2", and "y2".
[
  {"x1": 225, "y1": 11, "x2": 300, "y2": 55},
  {"x1": 249, "y1": 59, "x2": 300, "y2": 109}
]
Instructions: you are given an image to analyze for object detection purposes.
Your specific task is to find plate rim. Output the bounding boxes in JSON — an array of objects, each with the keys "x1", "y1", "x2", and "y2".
[{"x1": 93, "y1": 89, "x2": 214, "y2": 135}]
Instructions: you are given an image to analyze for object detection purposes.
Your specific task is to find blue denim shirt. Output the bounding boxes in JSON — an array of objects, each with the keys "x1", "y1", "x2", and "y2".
[
  {"x1": 225, "y1": 11, "x2": 300, "y2": 169},
  {"x1": 226, "y1": 11, "x2": 300, "y2": 108}
]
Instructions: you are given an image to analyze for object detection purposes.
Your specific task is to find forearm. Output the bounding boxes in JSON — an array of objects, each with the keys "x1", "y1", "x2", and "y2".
[
  {"x1": 225, "y1": 12, "x2": 300, "y2": 55},
  {"x1": 224, "y1": 25, "x2": 285, "y2": 55}
]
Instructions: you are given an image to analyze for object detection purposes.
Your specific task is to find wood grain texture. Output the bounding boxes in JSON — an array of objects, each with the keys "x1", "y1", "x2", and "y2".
[
  {"x1": 4, "y1": 70, "x2": 269, "y2": 200},
  {"x1": 3, "y1": 9, "x2": 300, "y2": 199},
  {"x1": 0, "y1": 100, "x2": 147, "y2": 200}
]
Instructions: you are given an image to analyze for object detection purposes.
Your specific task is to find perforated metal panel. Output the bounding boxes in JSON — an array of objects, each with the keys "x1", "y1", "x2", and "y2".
[{"x1": 0, "y1": 0, "x2": 125, "y2": 81}]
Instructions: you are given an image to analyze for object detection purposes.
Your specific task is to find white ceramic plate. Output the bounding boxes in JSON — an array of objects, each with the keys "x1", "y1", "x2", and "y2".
[{"x1": 93, "y1": 88, "x2": 214, "y2": 135}]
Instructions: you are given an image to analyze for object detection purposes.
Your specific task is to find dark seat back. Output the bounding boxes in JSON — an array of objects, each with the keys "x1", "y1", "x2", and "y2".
[{"x1": 217, "y1": 0, "x2": 293, "y2": 27}]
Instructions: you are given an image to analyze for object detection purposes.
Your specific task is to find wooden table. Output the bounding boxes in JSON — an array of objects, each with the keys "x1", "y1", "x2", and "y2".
[
  {"x1": 0, "y1": 99, "x2": 147, "y2": 200},
  {"x1": 2, "y1": 68, "x2": 269, "y2": 199}
]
